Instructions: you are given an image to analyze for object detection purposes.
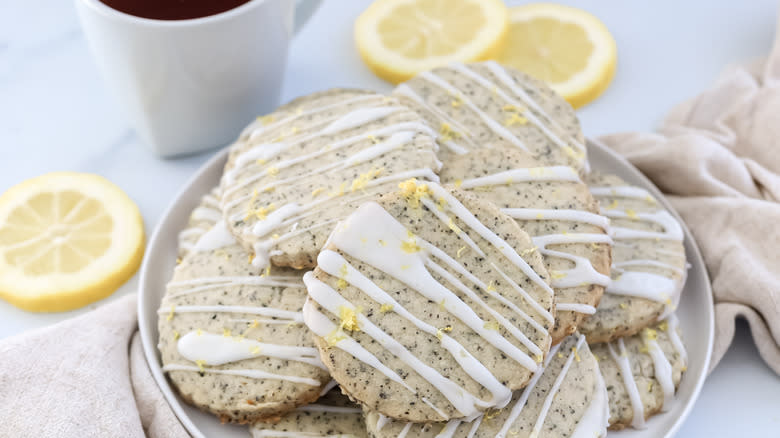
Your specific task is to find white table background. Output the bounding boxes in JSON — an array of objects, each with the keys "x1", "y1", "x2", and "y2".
[{"x1": 2, "y1": 0, "x2": 779, "y2": 436}]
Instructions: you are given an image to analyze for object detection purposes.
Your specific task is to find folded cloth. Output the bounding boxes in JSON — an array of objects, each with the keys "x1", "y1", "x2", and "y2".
[
  {"x1": 598, "y1": 19, "x2": 780, "y2": 375},
  {"x1": 0, "y1": 294, "x2": 189, "y2": 438}
]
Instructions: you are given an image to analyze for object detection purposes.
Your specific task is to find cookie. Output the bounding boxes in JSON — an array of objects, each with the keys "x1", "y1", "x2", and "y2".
[
  {"x1": 590, "y1": 315, "x2": 687, "y2": 430},
  {"x1": 393, "y1": 61, "x2": 586, "y2": 171},
  {"x1": 177, "y1": 187, "x2": 222, "y2": 258},
  {"x1": 579, "y1": 173, "x2": 687, "y2": 343},
  {"x1": 303, "y1": 180, "x2": 555, "y2": 422},
  {"x1": 365, "y1": 334, "x2": 609, "y2": 438},
  {"x1": 219, "y1": 89, "x2": 441, "y2": 270},
  {"x1": 440, "y1": 146, "x2": 611, "y2": 344},
  {"x1": 251, "y1": 385, "x2": 367, "y2": 438},
  {"x1": 158, "y1": 199, "x2": 330, "y2": 423}
]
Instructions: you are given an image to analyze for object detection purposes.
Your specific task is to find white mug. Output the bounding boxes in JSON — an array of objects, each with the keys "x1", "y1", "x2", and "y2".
[{"x1": 75, "y1": 0, "x2": 321, "y2": 157}]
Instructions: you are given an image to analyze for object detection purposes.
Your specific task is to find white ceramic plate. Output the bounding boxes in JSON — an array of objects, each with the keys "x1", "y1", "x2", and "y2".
[{"x1": 138, "y1": 139, "x2": 713, "y2": 438}]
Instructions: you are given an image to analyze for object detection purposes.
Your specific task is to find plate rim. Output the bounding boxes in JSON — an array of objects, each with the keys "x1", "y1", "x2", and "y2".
[{"x1": 137, "y1": 139, "x2": 714, "y2": 438}]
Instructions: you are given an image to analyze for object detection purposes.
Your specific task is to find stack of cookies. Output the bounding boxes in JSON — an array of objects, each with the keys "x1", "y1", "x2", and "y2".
[{"x1": 157, "y1": 61, "x2": 689, "y2": 437}]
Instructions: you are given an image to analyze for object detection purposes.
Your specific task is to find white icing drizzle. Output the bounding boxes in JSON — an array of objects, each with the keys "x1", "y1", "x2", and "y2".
[
  {"x1": 589, "y1": 183, "x2": 687, "y2": 312},
  {"x1": 608, "y1": 271, "x2": 677, "y2": 317},
  {"x1": 192, "y1": 220, "x2": 236, "y2": 252},
  {"x1": 503, "y1": 208, "x2": 609, "y2": 230},
  {"x1": 641, "y1": 329, "x2": 675, "y2": 410},
  {"x1": 666, "y1": 314, "x2": 688, "y2": 365},
  {"x1": 394, "y1": 83, "x2": 474, "y2": 154},
  {"x1": 162, "y1": 364, "x2": 321, "y2": 386},
  {"x1": 459, "y1": 166, "x2": 581, "y2": 189},
  {"x1": 556, "y1": 303, "x2": 597, "y2": 315},
  {"x1": 418, "y1": 71, "x2": 529, "y2": 151},
  {"x1": 305, "y1": 271, "x2": 501, "y2": 416},
  {"x1": 571, "y1": 356, "x2": 609, "y2": 438},
  {"x1": 159, "y1": 305, "x2": 303, "y2": 322},
  {"x1": 397, "y1": 423, "x2": 412, "y2": 438},
  {"x1": 319, "y1": 379, "x2": 338, "y2": 397},
  {"x1": 166, "y1": 275, "x2": 304, "y2": 299},
  {"x1": 481, "y1": 60, "x2": 587, "y2": 153},
  {"x1": 224, "y1": 96, "x2": 439, "y2": 269},
  {"x1": 302, "y1": 297, "x2": 416, "y2": 394},
  {"x1": 449, "y1": 62, "x2": 585, "y2": 155},
  {"x1": 532, "y1": 233, "x2": 613, "y2": 289},
  {"x1": 606, "y1": 338, "x2": 646, "y2": 429},
  {"x1": 176, "y1": 331, "x2": 325, "y2": 369},
  {"x1": 529, "y1": 335, "x2": 587, "y2": 436},
  {"x1": 253, "y1": 432, "x2": 357, "y2": 438}
]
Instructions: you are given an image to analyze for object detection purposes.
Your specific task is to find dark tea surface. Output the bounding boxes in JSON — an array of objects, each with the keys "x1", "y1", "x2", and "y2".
[{"x1": 99, "y1": 0, "x2": 253, "y2": 20}]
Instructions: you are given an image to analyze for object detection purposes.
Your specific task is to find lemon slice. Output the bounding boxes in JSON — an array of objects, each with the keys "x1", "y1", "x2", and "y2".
[
  {"x1": 0, "y1": 172, "x2": 145, "y2": 312},
  {"x1": 355, "y1": 0, "x2": 509, "y2": 84},
  {"x1": 497, "y1": 3, "x2": 617, "y2": 108}
]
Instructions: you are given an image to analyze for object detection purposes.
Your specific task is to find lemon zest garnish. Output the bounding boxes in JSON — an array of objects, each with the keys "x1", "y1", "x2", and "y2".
[
  {"x1": 379, "y1": 303, "x2": 394, "y2": 313},
  {"x1": 176, "y1": 257, "x2": 182, "y2": 265},
  {"x1": 252, "y1": 203, "x2": 276, "y2": 221},
  {"x1": 658, "y1": 321, "x2": 669, "y2": 331},
  {"x1": 557, "y1": 352, "x2": 564, "y2": 359},
  {"x1": 454, "y1": 179, "x2": 463, "y2": 188},
  {"x1": 329, "y1": 182, "x2": 348, "y2": 197},
  {"x1": 439, "y1": 122, "x2": 461, "y2": 143},
  {"x1": 437, "y1": 196, "x2": 447, "y2": 211},
  {"x1": 250, "y1": 346, "x2": 261, "y2": 355},
  {"x1": 535, "y1": 354, "x2": 544, "y2": 363},
  {"x1": 593, "y1": 353, "x2": 599, "y2": 362},
  {"x1": 271, "y1": 233, "x2": 280, "y2": 240},
  {"x1": 223, "y1": 328, "x2": 232, "y2": 337},
  {"x1": 550, "y1": 270, "x2": 567, "y2": 280},
  {"x1": 484, "y1": 320, "x2": 500, "y2": 331},
  {"x1": 648, "y1": 381, "x2": 654, "y2": 392},
  {"x1": 398, "y1": 178, "x2": 431, "y2": 208},
  {"x1": 248, "y1": 253, "x2": 255, "y2": 264},
  {"x1": 606, "y1": 199, "x2": 619, "y2": 210},
  {"x1": 435, "y1": 325, "x2": 453, "y2": 340},
  {"x1": 625, "y1": 208, "x2": 639, "y2": 220},
  {"x1": 639, "y1": 345, "x2": 649, "y2": 353},
  {"x1": 167, "y1": 305, "x2": 175, "y2": 321},
  {"x1": 338, "y1": 305, "x2": 362, "y2": 332},
  {"x1": 351, "y1": 167, "x2": 384, "y2": 192},
  {"x1": 400, "y1": 236, "x2": 421, "y2": 253},
  {"x1": 503, "y1": 112, "x2": 528, "y2": 126},
  {"x1": 447, "y1": 217, "x2": 462, "y2": 234},
  {"x1": 486, "y1": 281, "x2": 496, "y2": 292},
  {"x1": 266, "y1": 166, "x2": 279, "y2": 177},
  {"x1": 457, "y1": 246, "x2": 467, "y2": 258},
  {"x1": 264, "y1": 265, "x2": 271, "y2": 277},
  {"x1": 196, "y1": 328, "x2": 203, "y2": 336},
  {"x1": 378, "y1": 239, "x2": 386, "y2": 246},
  {"x1": 485, "y1": 408, "x2": 501, "y2": 420},
  {"x1": 572, "y1": 347, "x2": 581, "y2": 362},
  {"x1": 195, "y1": 360, "x2": 207, "y2": 372},
  {"x1": 311, "y1": 187, "x2": 325, "y2": 197},
  {"x1": 644, "y1": 328, "x2": 658, "y2": 340},
  {"x1": 173, "y1": 330, "x2": 180, "y2": 340},
  {"x1": 257, "y1": 114, "x2": 275, "y2": 125},
  {"x1": 619, "y1": 303, "x2": 628, "y2": 309},
  {"x1": 520, "y1": 246, "x2": 538, "y2": 257},
  {"x1": 439, "y1": 299, "x2": 446, "y2": 310}
]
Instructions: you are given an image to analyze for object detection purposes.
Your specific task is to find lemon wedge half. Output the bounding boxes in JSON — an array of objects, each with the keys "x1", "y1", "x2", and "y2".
[
  {"x1": 355, "y1": 0, "x2": 509, "y2": 84},
  {"x1": 497, "y1": 3, "x2": 617, "y2": 108},
  {"x1": 0, "y1": 172, "x2": 145, "y2": 312}
]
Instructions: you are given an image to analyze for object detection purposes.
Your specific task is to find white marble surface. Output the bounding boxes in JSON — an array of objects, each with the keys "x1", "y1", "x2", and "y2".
[{"x1": 1, "y1": 0, "x2": 779, "y2": 435}]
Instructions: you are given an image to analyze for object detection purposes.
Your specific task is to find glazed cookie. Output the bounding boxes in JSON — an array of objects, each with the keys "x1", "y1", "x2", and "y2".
[
  {"x1": 393, "y1": 61, "x2": 586, "y2": 171},
  {"x1": 579, "y1": 173, "x2": 687, "y2": 343},
  {"x1": 303, "y1": 180, "x2": 555, "y2": 422},
  {"x1": 365, "y1": 334, "x2": 609, "y2": 438},
  {"x1": 440, "y1": 147, "x2": 611, "y2": 344},
  {"x1": 158, "y1": 208, "x2": 330, "y2": 423},
  {"x1": 251, "y1": 385, "x2": 367, "y2": 438},
  {"x1": 590, "y1": 315, "x2": 687, "y2": 430},
  {"x1": 220, "y1": 89, "x2": 441, "y2": 270},
  {"x1": 177, "y1": 187, "x2": 222, "y2": 258}
]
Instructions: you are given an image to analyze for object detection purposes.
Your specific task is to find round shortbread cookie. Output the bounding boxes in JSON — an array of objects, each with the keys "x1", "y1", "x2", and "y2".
[
  {"x1": 251, "y1": 385, "x2": 367, "y2": 438},
  {"x1": 177, "y1": 187, "x2": 222, "y2": 259},
  {"x1": 365, "y1": 334, "x2": 609, "y2": 438},
  {"x1": 579, "y1": 173, "x2": 687, "y2": 343},
  {"x1": 158, "y1": 199, "x2": 330, "y2": 423},
  {"x1": 303, "y1": 180, "x2": 555, "y2": 422},
  {"x1": 393, "y1": 61, "x2": 586, "y2": 171},
  {"x1": 220, "y1": 89, "x2": 441, "y2": 270},
  {"x1": 440, "y1": 147, "x2": 611, "y2": 344},
  {"x1": 590, "y1": 315, "x2": 687, "y2": 430}
]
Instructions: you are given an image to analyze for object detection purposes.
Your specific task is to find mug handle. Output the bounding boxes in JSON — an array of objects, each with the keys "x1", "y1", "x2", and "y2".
[{"x1": 293, "y1": 0, "x2": 322, "y2": 35}]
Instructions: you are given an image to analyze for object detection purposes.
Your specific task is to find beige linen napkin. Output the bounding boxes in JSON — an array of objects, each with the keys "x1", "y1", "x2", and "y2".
[
  {"x1": 0, "y1": 294, "x2": 189, "y2": 438},
  {"x1": 598, "y1": 25, "x2": 780, "y2": 375}
]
